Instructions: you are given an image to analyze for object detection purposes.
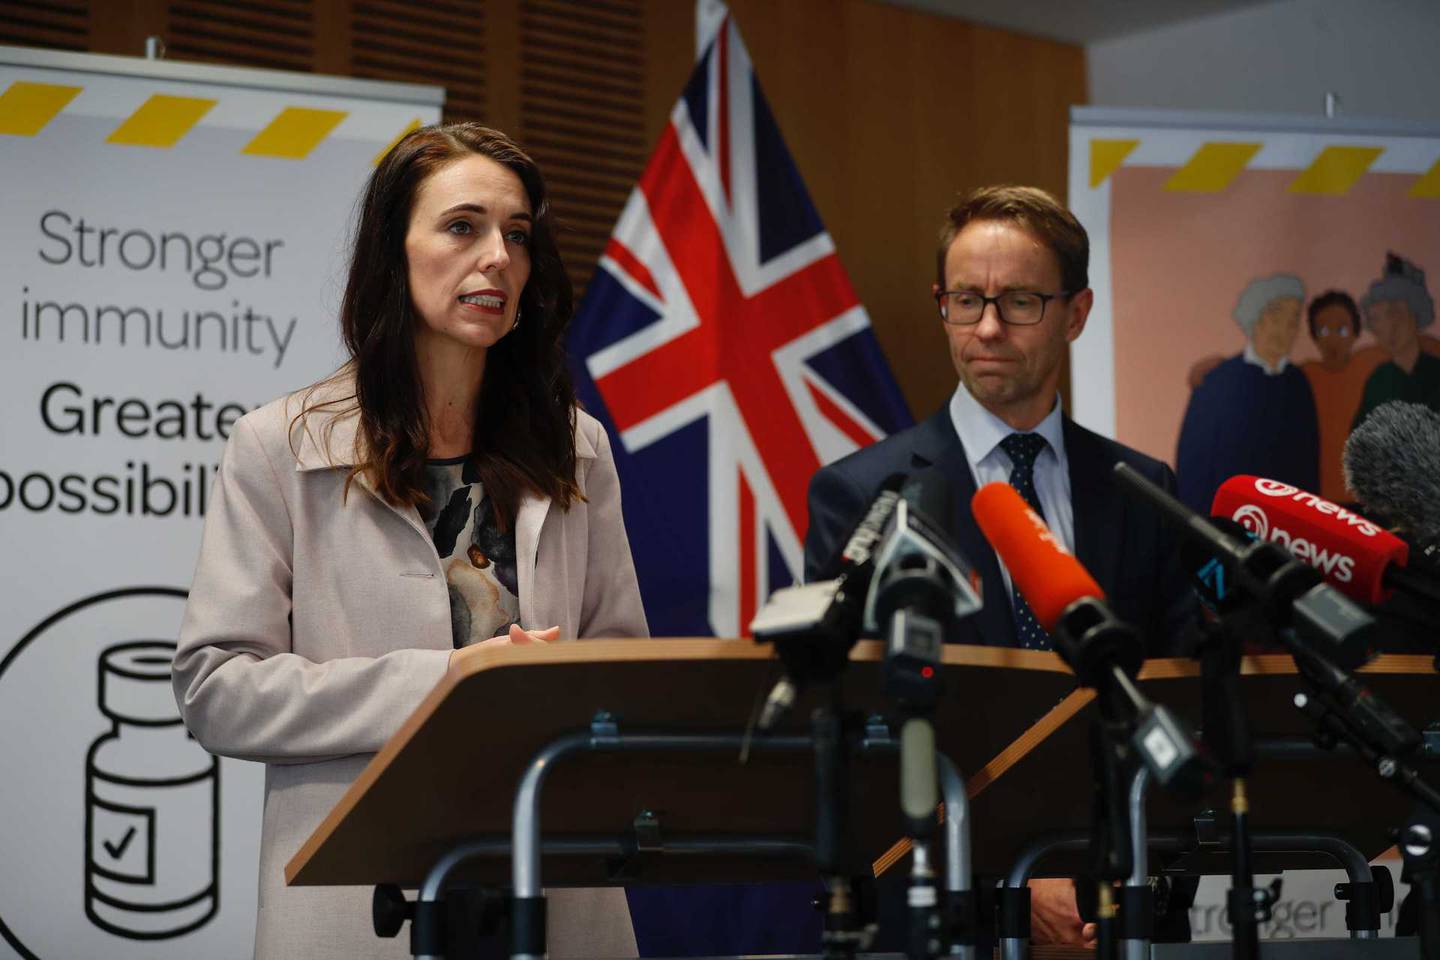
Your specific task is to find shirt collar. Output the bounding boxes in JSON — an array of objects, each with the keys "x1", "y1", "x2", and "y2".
[
  {"x1": 948, "y1": 382, "x2": 1067, "y2": 470},
  {"x1": 1243, "y1": 342, "x2": 1290, "y2": 375}
]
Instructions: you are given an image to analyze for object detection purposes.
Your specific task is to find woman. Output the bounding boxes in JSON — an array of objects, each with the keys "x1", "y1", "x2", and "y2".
[
  {"x1": 1176, "y1": 272, "x2": 1319, "y2": 513},
  {"x1": 172, "y1": 124, "x2": 648, "y2": 959}
]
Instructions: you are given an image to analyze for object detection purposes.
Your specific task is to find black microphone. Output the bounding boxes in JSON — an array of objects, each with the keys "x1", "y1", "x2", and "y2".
[
  {"x1": 1344, "y1": 400, "x2": 1440, "y2": 550},
  {"x1": 1114, "y1": 463, "x2": 1379, "y2": 670},
  {"x1": 751, "y1": 475, "x2": 907, "y2": 728}
]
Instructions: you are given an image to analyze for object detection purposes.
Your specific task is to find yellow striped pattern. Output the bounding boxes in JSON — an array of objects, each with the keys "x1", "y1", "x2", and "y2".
[
  {"x1": 1287, "y1": 146, "x2": 1384, "y2": 195},
  {"x1": 1164, "y1": 142, "x2": 1262, "y2": 193},
  {"x1": 107, "y1": 94, "x2": 216, "y2": 147},
  {"x1": 242, "y1": 107, "x2": 348, "y2": 159},
  {"x1": 1089, "y1": 139, "x2": 1139, "y2": 188},
  {"x1": 0, "y1": 81, "x2": 82, "y2": 136},
  {"x1": 1411, "y1": 158, "x2": 1440, "y2": 199}
]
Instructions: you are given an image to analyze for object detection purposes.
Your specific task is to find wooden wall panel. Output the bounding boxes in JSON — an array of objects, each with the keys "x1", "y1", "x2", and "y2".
[
  {"x1": 349, "y1": 0, "x2": 485, "y2": 124},
  {"x1": 520, "y1": 0, "x2": 646, "y2": 298},
  {"x1": 8, "y1": 0, "x2": 1084, "y2": 416},
  {"x1": 0, "y1": 0, "x2": 88, "y2": 50},
  {"x1": 167, "y1": 0, "x2": 315, "y2": 72}
]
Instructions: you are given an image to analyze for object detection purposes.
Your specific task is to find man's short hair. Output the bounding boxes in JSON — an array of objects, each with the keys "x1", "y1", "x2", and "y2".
[
  {"x1": 1233, "y1": 274, "x2": 1304, "y2": 337},
  {"x1": 936, "y1": 185, "x2": 1089, "y2": 293},
  {"x1": 1306, "y1": 290, "x2": 1361, "y2": 339}
]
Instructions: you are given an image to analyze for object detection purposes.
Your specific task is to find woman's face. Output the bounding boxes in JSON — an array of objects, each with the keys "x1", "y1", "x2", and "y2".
[
  {"x1": 1251, "y1": 296, "x2": 1301, "y2": 365},
  {"x1": 1311, "y1": 302, "x2": 1356, "y2": 368},
  {"x1": 405, "y1": 153, "x2": 533, "y2": 354},
  {"x1": 1368, "y1": 299, "x2": 1419, "y2": 359}
]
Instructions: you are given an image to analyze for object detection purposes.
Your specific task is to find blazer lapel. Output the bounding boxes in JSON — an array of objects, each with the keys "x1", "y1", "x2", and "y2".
[
  {"x1": 514, "y1": 491, "x2": 553, "y2": 629},
  {"x1": 909, "y1": 410, "x2": 1015, "y2": 647},
  {"x1": 1064, "y1": 418, "x2": 1123, "y2": 595}
]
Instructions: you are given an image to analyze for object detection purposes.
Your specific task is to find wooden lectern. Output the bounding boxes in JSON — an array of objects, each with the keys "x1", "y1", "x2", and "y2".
[
  {"x1": 284, "y1": 640, "x2": 1435, "y2": 959},
  {"x1": 875, "y1": 653, "x2": 1438, "y2": 881},
  {"x1": 286, "y1": 637, "x2": 1079, "y2": 890}
]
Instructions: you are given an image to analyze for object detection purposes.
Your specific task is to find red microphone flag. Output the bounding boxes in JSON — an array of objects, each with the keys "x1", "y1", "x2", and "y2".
[{"x1": 1210, "y1": 475, "x2": 1408, "y2": 605}]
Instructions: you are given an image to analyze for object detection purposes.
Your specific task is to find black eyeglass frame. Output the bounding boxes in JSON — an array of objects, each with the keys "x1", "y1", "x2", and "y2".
[{"x1": 933, "y1": 289, "x2": 1076, "y2": 326}]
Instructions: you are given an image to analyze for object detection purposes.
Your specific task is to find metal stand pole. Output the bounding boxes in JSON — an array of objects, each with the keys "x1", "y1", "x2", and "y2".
[
  {"x1": 497, "y1": 713, "x2": 974, "y2": 960},
  {"x1": 1121, "y1": 765, "x2": 1152, "y2": 960}
]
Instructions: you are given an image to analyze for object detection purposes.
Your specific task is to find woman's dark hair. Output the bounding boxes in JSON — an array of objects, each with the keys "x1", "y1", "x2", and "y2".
[
  {"x1": 305, "y1": 122, "x2": 580, "y2": 525},
  {"x1": 1307, "y1": 289, "x2": 1361, "y2": 339}
]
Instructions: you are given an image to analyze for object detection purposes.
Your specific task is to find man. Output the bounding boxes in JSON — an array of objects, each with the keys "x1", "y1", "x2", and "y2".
[
  {"x1": 803, "y1": 185, "x2": 1194, "y2": 946},
  {"x1": 1175, "y1": 274, "x2": 1319, "y2": 514},
  {"x1": 806, "y1": 185, "x2": 1191, "y2": 652},
  {"x1": 1353, "y1": 252, "x2": 1440, "y2": 428}
]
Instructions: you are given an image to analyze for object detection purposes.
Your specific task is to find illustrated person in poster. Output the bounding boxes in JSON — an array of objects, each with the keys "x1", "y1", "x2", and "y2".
[
  {"x1": 170, "y1": 124, "x2": 648, "y2": 960},
  {"x1": 1353, "y1": 252, "x2": 1440, "y2": 428},
  {"x1": 1300, "y1": 291, "x2": 1373, "y2": 502},
  {"x1": 1176, "y1": 273, "x2": 1319, "y2": 513}
]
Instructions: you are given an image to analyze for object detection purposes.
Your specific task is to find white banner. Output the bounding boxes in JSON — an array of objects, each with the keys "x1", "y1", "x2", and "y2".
[
  {"x1": 1069, "y1": 105, "x2": 1438, "y2": 940},
  {"x1": 0, "y1": 46, "x2": 440, "y2": 959}
]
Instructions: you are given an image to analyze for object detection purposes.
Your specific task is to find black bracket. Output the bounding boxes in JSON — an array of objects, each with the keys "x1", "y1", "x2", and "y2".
[{"x1": 605, "y1": 809, "x2": 664, "y2": 880}]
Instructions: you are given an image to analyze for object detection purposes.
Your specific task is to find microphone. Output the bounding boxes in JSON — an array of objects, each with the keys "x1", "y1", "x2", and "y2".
[
  {"x1": 1114, "y1": 463, "x2": 1379, "y2": 670},
  {"x1": 971, "y1": 482, "x2": 1210, "y2": 798},
  {"x1": 970, "y1": 482, "x2": 1140, "y2": 683},
  {"x1": 1212, "y1": 475, "x2": 1440, "y2": 609},
  {"x1": 1344, "y1": 400, "x2": 1440, "y2": 549},
  {"x1": 751, "y1": 475, "x2": 907, "y2": 728},
  {"x1": 865, "y1": 470, "x2": 982, "y2": 958}
]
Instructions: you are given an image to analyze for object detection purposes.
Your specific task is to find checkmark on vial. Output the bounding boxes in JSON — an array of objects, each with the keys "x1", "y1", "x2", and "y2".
[{"x1": 103, "y1": 826, "x2": 137, "y2": 860}]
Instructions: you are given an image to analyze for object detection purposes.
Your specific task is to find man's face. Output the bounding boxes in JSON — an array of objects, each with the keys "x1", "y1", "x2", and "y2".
[
  {"x1": 936, "y1": 220, "x2": 1090, "y2": 423},
  {"x1": 1311, "y1": 303, "x2": 1355, "y2": 368},
  {"x1": 1251, "y1": 297, "x2": 1301, "y2": 365},
  {"x1": 1368, "y1": 299, "x2": 1419, "y2": 358}
]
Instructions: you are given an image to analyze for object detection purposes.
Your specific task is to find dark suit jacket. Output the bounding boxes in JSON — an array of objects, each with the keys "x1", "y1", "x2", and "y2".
[{"x1": 804, "y1": 407, "x2": 1195, "y2": 656}]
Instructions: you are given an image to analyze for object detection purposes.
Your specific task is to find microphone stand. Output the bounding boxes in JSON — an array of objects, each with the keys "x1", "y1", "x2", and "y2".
[
  {"x1": 1048, "y1": 599, "x2": 1212, "y2": 960},
  {"x1": 1195, "y1": 604, "x2": 1274, "y2": 960},
  {"x1": 882, "y1": 607, "x2": 950, "y2": 960},
  {"x1": 1089, "y1": 684, "x2": 1135, "y2": 960},
  {"x1": 1286, "y1": 638, "x2": 1440, "y2": 959},
  {"x1": 812, "y1": 682, "x2": 868, "y2": 960},
  {"x1": 750, "y1": 577, "x2": 876, "y2": 960},
  {"x1": 1401, "y1": 805, "x2": 1440, "y2": 960}
]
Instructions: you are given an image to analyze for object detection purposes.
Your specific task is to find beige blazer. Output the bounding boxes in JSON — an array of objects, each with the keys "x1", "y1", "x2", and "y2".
[{"x1": 172, "y1": 377, "x2": 649, "y2": 960}]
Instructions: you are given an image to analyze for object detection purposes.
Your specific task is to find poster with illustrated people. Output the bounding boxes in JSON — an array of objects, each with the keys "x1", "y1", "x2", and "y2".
[{"x1": 1068, "y1": 107, "x2": 1440, "y2": 511}]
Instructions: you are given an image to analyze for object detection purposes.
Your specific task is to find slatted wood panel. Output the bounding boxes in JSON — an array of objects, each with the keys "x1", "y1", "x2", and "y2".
[
  {"x1": 0, "y1": 0, "x2": 88, "y2": 51},
  {"x1": 166, "y1": 0, "x2": 314, "y2": 72},
  {"x1": 520, "y1": 0, "x2": 646, "y2": 299},
  {"x1": 350, "y1": 0, "x2": 484, "y2": 124}
]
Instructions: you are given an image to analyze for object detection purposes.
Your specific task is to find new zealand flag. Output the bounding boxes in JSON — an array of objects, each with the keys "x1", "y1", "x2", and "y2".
[{"x1": 567, "y1": 11, "x2": 911, "y2": 639}]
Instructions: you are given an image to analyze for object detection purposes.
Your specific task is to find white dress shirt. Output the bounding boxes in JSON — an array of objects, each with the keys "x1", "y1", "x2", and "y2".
[
  {"x1": 948, "y1": 383, "x2": 1073, "y2": 600},
  {"x1": 1243, "y1": 341, "x2": 1290, "y2": 375}
]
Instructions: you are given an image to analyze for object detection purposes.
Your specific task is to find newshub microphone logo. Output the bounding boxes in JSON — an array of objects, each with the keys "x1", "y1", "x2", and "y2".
[
  {"x1": 1253, "y1": 479, "x2": 1300, "y2": 498},
  {"x1": 1247, "y1": 478, "x2": 1384, "y2": 537},
  {"x1": 1228, "y1": 478, "x2": 1382, "y2": 583}
]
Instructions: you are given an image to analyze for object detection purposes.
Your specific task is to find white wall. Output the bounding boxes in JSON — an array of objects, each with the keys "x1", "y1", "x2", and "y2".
[{"x1": 1088, "y1": 0, "x2": 1440, "y2": 125}]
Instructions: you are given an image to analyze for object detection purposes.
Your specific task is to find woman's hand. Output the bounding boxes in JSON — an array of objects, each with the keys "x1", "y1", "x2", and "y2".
[
  {"x1": 449, "y1": 625, "x2": 560, "y2": 667},
  {"x1": 504, "y1": 624, "x2": 560, "y2": 644}
]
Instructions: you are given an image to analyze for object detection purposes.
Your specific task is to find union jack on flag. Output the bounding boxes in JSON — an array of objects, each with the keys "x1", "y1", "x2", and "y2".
[{"x1": 568, "y1": 12, "x2": 911, "y2": 638}]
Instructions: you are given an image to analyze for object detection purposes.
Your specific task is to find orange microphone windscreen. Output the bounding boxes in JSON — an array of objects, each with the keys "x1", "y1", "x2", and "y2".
[{"x1": 971, "y1": 482, "x2": 1105, "y2": 632}]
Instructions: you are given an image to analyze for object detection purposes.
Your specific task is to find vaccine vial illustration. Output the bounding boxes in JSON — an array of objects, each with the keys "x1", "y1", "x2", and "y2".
[{"x1": 85, "y1": 641, "x2": 218, "y2": 939}]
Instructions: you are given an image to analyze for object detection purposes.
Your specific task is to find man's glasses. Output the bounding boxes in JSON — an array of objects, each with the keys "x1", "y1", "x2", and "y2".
[{"x1": 934, "y1": 290, "x2": 1072, "y2": 326}]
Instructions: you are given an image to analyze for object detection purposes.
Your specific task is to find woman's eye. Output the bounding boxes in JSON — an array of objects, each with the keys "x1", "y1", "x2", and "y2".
[
  {"x1": 447, "y1": 220, "x2": 472, "y2": 236},
  {"x1": 506, "y1": 229, "x2": 531, "y2": 246}
]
